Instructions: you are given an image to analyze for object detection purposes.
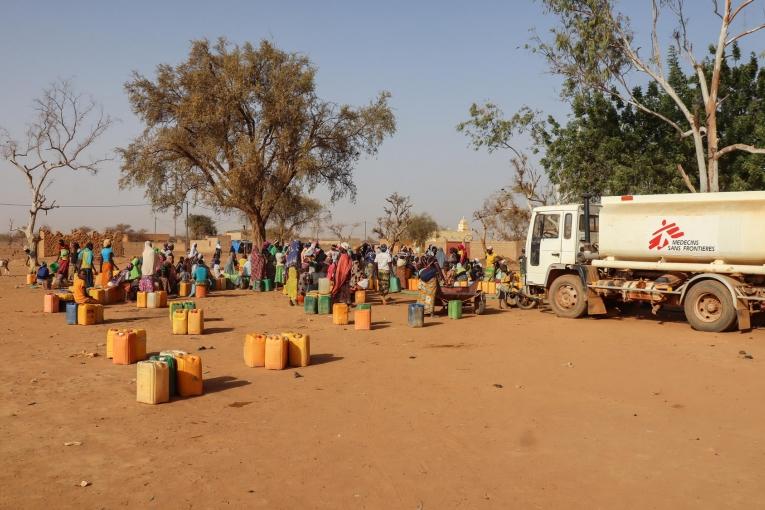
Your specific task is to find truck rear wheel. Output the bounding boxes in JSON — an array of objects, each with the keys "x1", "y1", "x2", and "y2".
[
  {"x1": 683, "y1": 280, "x2": 737, "y2": 332},
  {"x1": 549, "y1": 274, "x2": 587, "y2": 319}
]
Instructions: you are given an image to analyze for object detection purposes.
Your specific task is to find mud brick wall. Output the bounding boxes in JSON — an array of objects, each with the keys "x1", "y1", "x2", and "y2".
[{"x1": 38, "y1": 229, "x2": 125, "y2": 258}]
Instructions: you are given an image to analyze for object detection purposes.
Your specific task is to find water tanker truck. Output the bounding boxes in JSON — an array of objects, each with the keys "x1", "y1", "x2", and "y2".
[{"x1": 522, "y1": 191, "x2": 765, "y2": 332}]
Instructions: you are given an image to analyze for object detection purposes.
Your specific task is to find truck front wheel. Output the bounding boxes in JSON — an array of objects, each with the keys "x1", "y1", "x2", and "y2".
[
  {"x1": 683, "y1": 280, "x2": 737, "y2": 332},
  {"x1": 549, "y1": 274, "x2": 588, "y2": 319}
]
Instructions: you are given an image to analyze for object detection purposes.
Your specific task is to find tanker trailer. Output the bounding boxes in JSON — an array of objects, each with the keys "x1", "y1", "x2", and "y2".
[{"x1": 522, "y1": 191, "x2": 765, "y2": 332}]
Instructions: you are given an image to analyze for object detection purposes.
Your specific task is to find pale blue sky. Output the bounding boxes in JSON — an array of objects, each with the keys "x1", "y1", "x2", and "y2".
[{"x1": 0, "y1": 0, "x2": 757, "y2": 235}]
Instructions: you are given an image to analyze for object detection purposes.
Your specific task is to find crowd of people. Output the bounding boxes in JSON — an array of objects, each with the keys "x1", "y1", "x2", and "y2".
[{"x1": 30, "y1": 235, "x2": 524, "y2": 315}]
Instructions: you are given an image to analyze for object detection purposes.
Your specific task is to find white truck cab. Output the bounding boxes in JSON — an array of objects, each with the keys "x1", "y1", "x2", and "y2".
[{"x1": 524, "y1": 203, "x2": 599, "y2": 288}]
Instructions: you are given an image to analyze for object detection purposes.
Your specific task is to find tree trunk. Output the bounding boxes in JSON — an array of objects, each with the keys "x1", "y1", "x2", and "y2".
[
  {"x1": 25, "y1": 209, "x2": 39, "y2": 271},
  {"x1": 691, "y1": 128, "x2": 709, "y2": 193},
  {"x1": 705, "y1": 84, "x2": 721, "y2": 192},
  {"x1": 248, "y1": 211, "x2": 267, "y2": 248}
]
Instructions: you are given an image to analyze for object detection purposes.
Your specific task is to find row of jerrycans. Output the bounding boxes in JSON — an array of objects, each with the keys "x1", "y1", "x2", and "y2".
[
  {"x1": 86, "y1": 286, "x2": 125, "y2": 305},
  {"x1": 136, "y1": 350, "x2": 204, "y2": 404},
  {"x1": 65, "y1": 302, "x2": 104, "y2": 326},
  {"x1": 136, "y1": 290, "x2": 168, "y2": 308},
  {"x1": 243, "y1": 332, "x2": 310, "y2": 370},
  {"x1": 172, "y1": 309, "x2": 204, "y2": 335},
  {"x1": 329, "y1": 302, "x2": 371, "y2": 330}
]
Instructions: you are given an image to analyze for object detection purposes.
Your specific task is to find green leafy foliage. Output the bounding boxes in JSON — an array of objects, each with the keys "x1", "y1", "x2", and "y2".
[
  {"x1": 405, "y1": 213, "x2": 439, "y2": 247},
  {"x1": 543, "y1": 47, "x2": 765, "y2": 199},
  {"x1": 187, "y1": 214, "x2": 217, "y2": 238}
]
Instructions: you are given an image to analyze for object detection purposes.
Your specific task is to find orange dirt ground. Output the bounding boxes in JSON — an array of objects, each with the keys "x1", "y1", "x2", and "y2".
[{"x1": 1, "y1": 257, "x2": 764, "y2": 509}]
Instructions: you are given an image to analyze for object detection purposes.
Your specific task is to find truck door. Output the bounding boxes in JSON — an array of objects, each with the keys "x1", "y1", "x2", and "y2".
[{"x1": 526, "y1": 211, "x2": 562, "y2": 285}]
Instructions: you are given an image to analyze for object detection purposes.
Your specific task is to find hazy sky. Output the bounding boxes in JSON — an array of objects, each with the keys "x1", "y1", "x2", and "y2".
[{"x1": 0, "y1": 0, "x2": 752, "y2": 236}]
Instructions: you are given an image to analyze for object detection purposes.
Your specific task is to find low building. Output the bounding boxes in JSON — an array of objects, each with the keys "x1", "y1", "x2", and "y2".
[{"x1": 427, "y1": 217, "x2": 523, "y2": 264}]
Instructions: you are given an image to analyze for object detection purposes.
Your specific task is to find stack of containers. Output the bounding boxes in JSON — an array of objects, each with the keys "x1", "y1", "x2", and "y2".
[
  {"x1": 75, "y1": 303, "x2": 104, "y2": 325},
  {"x1": 106, "y1": 328, "x2": 147, "y2": 361},
  {"x1": 243, "y1": 332, "x2": 310, "y2": 369},
  {"x1": 136, "y1": 351, "x2": 203, "y2": 404},
  {"x1": 168, "y1": 300, "x2": 195, "y2": 320},
  {"x1": 147, "y1": 290, "x2": 168, "y2": 308},
  {"x1": 56, "y1": 292, "x2": 74, "y2": 312},
  {"x1": 317, "y1": 278, "x2": 331, "y2": 314},
  {"x1": 172, "y1": 308, "x2": 205, "y2": 335}
]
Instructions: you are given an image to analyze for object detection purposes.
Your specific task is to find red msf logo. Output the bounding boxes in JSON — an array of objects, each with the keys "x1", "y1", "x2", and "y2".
[{"x1": 649, "y1": 219, "x2": 685, "y2": 250}]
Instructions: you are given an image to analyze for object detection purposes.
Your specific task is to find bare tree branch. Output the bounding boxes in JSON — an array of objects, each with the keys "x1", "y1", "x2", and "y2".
[
  {"x1": 726, "y1": 23, "x2": 765, "y2": 46},
  {"x1": 715, "y1": 143, "x2": 765, "y2": 158},
  {"x1": 677, "y1": 164, "x2": 697, "y2": 192}
]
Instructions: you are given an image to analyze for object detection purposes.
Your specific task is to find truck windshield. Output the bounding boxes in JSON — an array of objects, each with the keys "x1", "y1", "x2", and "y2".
[{"x1": 578, "y1": 214, "x2": 599, "y2": 234}]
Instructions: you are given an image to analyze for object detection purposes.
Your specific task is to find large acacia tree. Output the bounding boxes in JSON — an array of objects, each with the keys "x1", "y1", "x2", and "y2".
[{"x1": 120, "y1": 38, "x2": 395, "y2": 244}]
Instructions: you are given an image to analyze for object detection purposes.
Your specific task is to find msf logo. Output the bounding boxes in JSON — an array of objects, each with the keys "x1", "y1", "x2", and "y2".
[{"x1": 649, "y1": 219, "x2": 685, "y2": 250}]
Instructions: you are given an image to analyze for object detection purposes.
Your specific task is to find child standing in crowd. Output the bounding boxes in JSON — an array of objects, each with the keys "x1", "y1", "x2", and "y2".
[{"x1": 78, "y1": 242, "x2": 96, "y2": 289}]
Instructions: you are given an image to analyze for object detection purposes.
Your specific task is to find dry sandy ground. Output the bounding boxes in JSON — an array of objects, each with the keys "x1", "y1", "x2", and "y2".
[{"x1": 1, "y1": 259, "x2": 764, "y2": 509}]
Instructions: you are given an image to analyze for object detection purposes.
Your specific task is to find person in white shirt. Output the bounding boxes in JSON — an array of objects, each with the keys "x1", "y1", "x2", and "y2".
[{"x1": 374, "y1": 244, "x2": 393, "y2": 304}]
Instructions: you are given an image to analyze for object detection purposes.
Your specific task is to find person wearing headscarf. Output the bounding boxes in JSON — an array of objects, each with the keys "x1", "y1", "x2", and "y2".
[
  {"x1": 159, "y1": 254, "x2": 177, "y2": 293},
  {"x1": 139, "y1": 241, "x2": 157, "y2": 292},
  {"x1": 283, "y1": 240, "x2": 301, "y2": 304},
  {"x1": 417, "y1": 253, "x2": 441, "y2": 316},
  {"x1": 109, "y1": 263, "x2": 132, "y2": 288},
  {"x1": 363, "y1": 244, "x2": 376, "y2": 285},
  {"x1": 262, "y1": 242, "x2": 276, "y2": 284},
  {"x1": 331, "y1": 242, "x2": 353, "y2": 304},
  {"x1": 458, "y1": 243, "x2": 468, "y2": 265},
  {"x1": 285, "y1": 240, "x2": 301, "y2": 268},
  {"x1": 249, "y1": 243, "x2": 266, "y2": 290},
  {"x1": 274, "y1": 245, "x2": 286, "y2": 289},
  {"x1": 375, "y1": 244, "x2": 393, "y2": 304},
  {"x1": 214, "y1": 241, "x2": 222, "y2": 262},
  {"x1": 348, "y1": 253, "x2": 367, "y2": 291},
  {"x1": 54, "y1": 239, "x2": 70, "y2": 288},
  {"x1": 191, "y1": 255, "x2": 212, "y2": 295},
  {"x1": 129, "y1": 254, "x2": 141, "y2": 281},
  {"x1": 188, "y1": 242, "x2": 199, "y2": 262},
  {"x1": 36, "y1": 262, "x2": 51, "y2": 289},
  {"x1": 301, "y1": 242, "x2": 315, "y2": 267},
  {"x1": 99, "y1": 239, "x2": 118, "y2": 288},
  {"x1": 484, "y1": 246, "x2": 497, "y2": 280},
  {"x1": 223, "y1": 252, "x2": 236, "y2": 275}
]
